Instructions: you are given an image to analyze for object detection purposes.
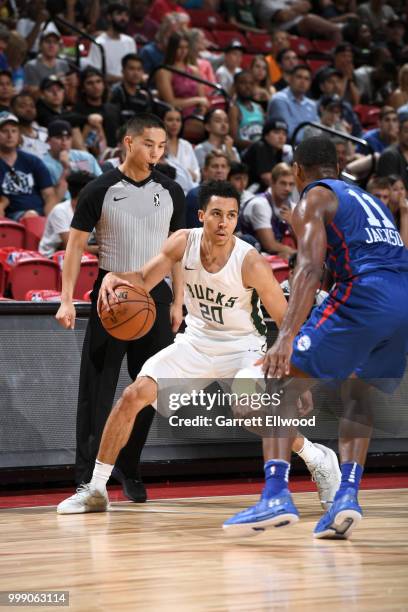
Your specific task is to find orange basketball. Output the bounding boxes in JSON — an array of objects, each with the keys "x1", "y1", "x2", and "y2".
[{"x1": 99, "y1": 285, "x2": 156, "y2": 341}]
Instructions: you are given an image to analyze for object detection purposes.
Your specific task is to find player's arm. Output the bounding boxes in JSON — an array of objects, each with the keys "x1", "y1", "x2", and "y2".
[
  {"x1": 56, "y1": 228, "x2": 91, "y2": 329},
  {"x1": 242, "y1": 250, "x2": 288, "y2": 328},
  {"x1": 263, "y1": 186, "x2": 335, "y2": 378},
  {"x1": 98, "y1": 230, "x2": 189, "y2": 311}
]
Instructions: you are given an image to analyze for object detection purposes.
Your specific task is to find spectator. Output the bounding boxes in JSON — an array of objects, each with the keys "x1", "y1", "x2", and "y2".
[
  {"x1": 239, "y1": 161, "x2": 297, "y2": 257},
  {"x1": 228, "y1": 161, "x2": 254, "y2": 206},
  {"x1": 357, "y1": 106, "x2": 399, "y2": 154},
  {"x1": 0, "y1": 24, "x2": 10, "y2": 71},
  {"x1": 388, "y1": 174, "x2": 408, "y2": 247},
  {"x1": 0, "y1": 69, "x2": 13, "y2": 112},
  {"x1": 110, "y1": 54, "x2": 152, "y2": 124},
  {"x1": 16, "y1": 0, "x2": 49, "y2": 55},
  {"x1": 354, "y1": 46, "x2": 396, "y2": 106},
  {"x1": 163, "y1": 107, "x2": 200, "y2": 193},
  {"x1": 242, "y1": 119, "x2": 293, "y2": 189},
  {"x1": 250, "y1": 55, "x2": 276, "y2": 104},
  {"x1": 74, "y1": 67, "x2": 120, "y2": 147},
  {"x1": 127, "y1": 0, "x2": 159, "y2": 45},
  {"x1": 156, "y1": 32, "x2": 209, "y2": 118},
  {"x1": 63, "y1": 63, "x2": 80, "y2": 110},
  {"x1": 264, "y1": 29, "x2": 291, "y2": 84},
  {"x1": 332, "y1": 43, "x2": 361, "y2": 106},
  {"x1": 316, "y1": 66, "x2": 362, "y2": 136},
  {"x1": 0, "y1": 111, "x2": 56, "y2": 220},
  {"x1": 4, "y1": 31, "x2": 27, "y2": 93},
  {"x1": 267, "y1": 64, "x2": 318, "y2": 143},
  {"x1": 194, "y1": 108, "x2": 240, "y2": 170},
  {"x1": 274, "y1": 48, "x2": 299, "y2": 92},
  {"x1": 43, "y1": 120, "x2": 102, "y2": 202},
  {"x1": 224, "y1": 0, "x2": 265, "y2": 33},
  {"x1": 39, "y1": 171, "x2": 98, "y2": 258},
  {"x1": 366, "y1": 175, "x2": 391, "y2": 205},
  {"x1": 11, "y1": 92, "x2": 49, "y2": 158},
  {"x1": 378, "y1": 114, "x2": 408, "y2": 189},
  {"x1": 24, "y1": 31, "x2": 69, "y2": 97},
  {"x1": 185, "y1": 150, "x2": 230, "y2": 227},
  {"x1": 100, "y1": 126, "x2": 127, "y2": 172},
  {"x1": 304, "y1": 94, "x2": 350, "y2": 139},
  {"x1": 343, "y1": 21, "x2": 374, "y2": 68},
  {"x1": 229, "y1": 70, "x2": 265, "y2": 151},
  {"x1": 320, "y1": 0, "x2": 358, "y2": 23},
  {"x1": 215, "y1": 40, "x2": 244, "y2": 96},
  {"x1": 386, "y1": 18, "x2": 408, "y2": 66},
  {"x1": 357, "y1": 0, "x2": 397, "y2": 38},
  {"x1": 334, "y1": 138, "x2": 352, "y2": 173},
  {"x1": 186, "y1": 28, "x2": 217, "y2": 96},
  {"x1": 389, "y1": 64, "x2": 408, "y2": 110},
  {"x1": 254, "y1": 0, "x2": 342, "y2": 45},
  {"x1": 84, "y1": 4, "x2": 137, "y2": 84},
  {"x1": 139, "y1": 13, "x2": 180, "y2": 75}
]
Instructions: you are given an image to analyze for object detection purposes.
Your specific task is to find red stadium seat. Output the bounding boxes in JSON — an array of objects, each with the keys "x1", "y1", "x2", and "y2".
[
  {"x1": 212, "y1": 31, "x2": 247, "y2": 50},
  {"x1": 245, "y1": 33, "x2": 273, "y2": 54},
  {"x1": 73, "y1": 259, "x2": 99, "y2": 300},
  {"x1": 0, "y1": 220, "x2": 26, "y2": 248},
  {"x1": 307, "y1": 59, "x2": 330, "y2": 76},
  {"x1": 290, "y1": 36, "x2": 313, "y2": 58},
  {"x1": 9, "y1": 258, "x2": 60, "y2": 300},
  {"x1": 0, "y1": 262, "x2": 4, "y2": 296},
  {"x1": 83, "y1": 289, "x2": 92, "y2": 302},
  {"x1": 186, "y1": 9, "x2": 237, "y2": 30},
  {"x1": 354, "y1": 104, "x2": 381, "y2": 129},
  {"x1": 21, "y1": 216, "x2": 46, "y2": 250},
  {"x1": 241, "y1": 53, "x2": 254, "y2": 70},
  {"x1": 0, "y1": 247, "x2": 45, "y2": 272},
  {"x1": 265, "y1": 255, "x2": 290, "y2": 283},
  {"x1": 312, "y1": 40, "x2": 336, "y2": 55}
]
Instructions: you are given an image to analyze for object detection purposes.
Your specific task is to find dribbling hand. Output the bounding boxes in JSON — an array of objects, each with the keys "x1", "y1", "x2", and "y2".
[
  {"x1": 56, "y1": 302, "x2": 76, "y2": 330},
  {"x1": 98, "y1": 273, "x2": 133, "y2": 315}
]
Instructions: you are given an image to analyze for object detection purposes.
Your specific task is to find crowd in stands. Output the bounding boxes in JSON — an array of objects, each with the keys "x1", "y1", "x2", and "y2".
[{"x1": 0, "y1": 0, "x2": 408, "y2": 275}]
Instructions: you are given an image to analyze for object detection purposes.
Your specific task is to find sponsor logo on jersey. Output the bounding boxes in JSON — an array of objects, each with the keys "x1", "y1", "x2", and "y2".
[
  {"x1": 154, "y1": 193, "x2": 160, "y2": 207},
  {"x1": 297, "y1": 335, "x2": 311, "y2": 352}
]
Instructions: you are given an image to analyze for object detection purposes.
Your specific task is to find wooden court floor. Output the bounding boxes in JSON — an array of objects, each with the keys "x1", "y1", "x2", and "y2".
[{"x1": 1, "y1": 489, "x2": 407, "y2": 612}]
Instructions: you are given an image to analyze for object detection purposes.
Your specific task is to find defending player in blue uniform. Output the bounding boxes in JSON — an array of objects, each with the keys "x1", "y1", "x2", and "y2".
[{"x1": 224, "y1": 136, "x2": 408, "y2": 539}]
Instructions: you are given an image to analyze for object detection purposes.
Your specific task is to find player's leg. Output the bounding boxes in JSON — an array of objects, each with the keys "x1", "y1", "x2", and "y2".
[
  {"x1": 57, "y1": 376, "x2": 157, "y2": 515},
  {"x1": 75, "y1": 300, "x2": 128, "y2": 484},
  {"x1": 114, "y1": 301, "x2": 174, "y2": 501}
]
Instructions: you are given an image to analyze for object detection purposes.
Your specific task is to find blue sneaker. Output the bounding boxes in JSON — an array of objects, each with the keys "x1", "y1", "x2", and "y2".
[
  {"x1": 223, "y1": 489, "x2": 299, "y2": 537},
  {"x1": 314, "y1": 487, "x2": 362, "y2": 539}
]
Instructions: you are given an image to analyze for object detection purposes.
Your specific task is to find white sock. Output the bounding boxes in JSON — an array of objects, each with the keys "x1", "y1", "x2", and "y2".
[
  {"x1": 90, "y1": 460, "x2": 114, "y2": 494},
  {"x1": 296, "y1": 438, "x2": 324, "y2": 466}
]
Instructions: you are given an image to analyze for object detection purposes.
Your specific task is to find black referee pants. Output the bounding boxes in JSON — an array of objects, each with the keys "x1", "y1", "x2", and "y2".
[{"x1": 75, "y1": 277, "x2": 174, "y2": 484}]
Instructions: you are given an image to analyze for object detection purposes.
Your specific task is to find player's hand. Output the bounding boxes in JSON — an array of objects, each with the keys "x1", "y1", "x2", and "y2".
[
  {"x1": 297, "y1": 390, "x2": 313, "y2": 416},
  {"x1": 170, "y1": 302, "x2": 183, "y2": 333},
  {"x1": 98, "y1": 273, "x2": 132, "y2": 314},
  {"x1": 260, "y1": 335, "x2": 294, "y2": 378},
  {"x1": 56, "y1": 301, "x2": 76, "y2": 330}
]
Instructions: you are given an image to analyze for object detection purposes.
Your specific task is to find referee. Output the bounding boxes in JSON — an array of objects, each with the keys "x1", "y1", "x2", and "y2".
[{"x1": 56, "y1": 113, "x2": 185, "y2": 501}]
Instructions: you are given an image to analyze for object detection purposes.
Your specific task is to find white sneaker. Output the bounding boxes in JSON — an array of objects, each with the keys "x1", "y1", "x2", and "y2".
[
  {"x1": 306, "y1": 444, "x2": 341, "y2": 510},
  {"x1": 57, "y1": 484, "x2": 109, "y2": 514}
]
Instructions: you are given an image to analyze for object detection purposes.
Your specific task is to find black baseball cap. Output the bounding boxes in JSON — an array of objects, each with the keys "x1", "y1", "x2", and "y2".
[
  {"x1": 48, "y1": 120, "x2": 72, "y2": 138},
  {"x1": 40, "y1": 75, "x2": 65, "y2": 91},
  {"x1": 320, "y1": 94, "x2": 343, "y2": 109},
  {"x1": 225, "y1": 40, "x2": 245, "y2": 53},
  {"x1": 318, "y1": 67, "x2": 342, "y2": 84},
  {"x1": 263, "y1": 119, "x2": 288, "y2": 136}
]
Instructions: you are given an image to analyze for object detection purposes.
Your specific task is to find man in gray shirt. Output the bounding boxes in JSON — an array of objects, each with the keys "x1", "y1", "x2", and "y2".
[{"x1": 24, "y1": 30, "x2": 70, "y2": 97}]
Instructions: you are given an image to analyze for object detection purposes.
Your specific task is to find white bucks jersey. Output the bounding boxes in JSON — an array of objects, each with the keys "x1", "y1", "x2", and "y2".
[{"x1": 182, "y1": 228, "x2": 266, "y2": 352}]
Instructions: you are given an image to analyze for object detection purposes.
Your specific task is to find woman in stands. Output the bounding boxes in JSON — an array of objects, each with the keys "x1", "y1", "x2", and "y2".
[
  {"x1": 186, "y1": 28, "x2": 217, "y2": 97},
  {"x1": 389, "y1": 64, "x2": 408, "y2": 110},
  {"x1": 163, "y1": 107, "x2": 200, "y2": 192},
  {"x1": 155, "y1": 32, "x2": 210, "y2": 118},
  {"x1": 250, "y1": 55, "x2": 275, "y2": 105}
]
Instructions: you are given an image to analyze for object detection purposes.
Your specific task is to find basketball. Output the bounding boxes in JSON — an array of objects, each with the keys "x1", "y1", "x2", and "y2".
[{"x1": 99, "y1": 284, "x2": 156, "y2": 341}]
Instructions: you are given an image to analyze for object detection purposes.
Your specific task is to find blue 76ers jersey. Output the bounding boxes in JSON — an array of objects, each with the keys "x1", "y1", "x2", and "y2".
[{"x1": 303, "y1": 178, "x2": 408, "y2": 282}]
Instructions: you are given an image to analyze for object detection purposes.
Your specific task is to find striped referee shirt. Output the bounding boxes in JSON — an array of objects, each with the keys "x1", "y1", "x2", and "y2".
[{"x1": 71, "y1": 167, "x2": 185, "y2": 272}]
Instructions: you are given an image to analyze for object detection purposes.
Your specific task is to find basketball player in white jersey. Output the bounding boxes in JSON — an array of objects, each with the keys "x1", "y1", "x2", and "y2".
[{"x1": 57, "y1": 180, "x2": 340, "y2": 517}]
